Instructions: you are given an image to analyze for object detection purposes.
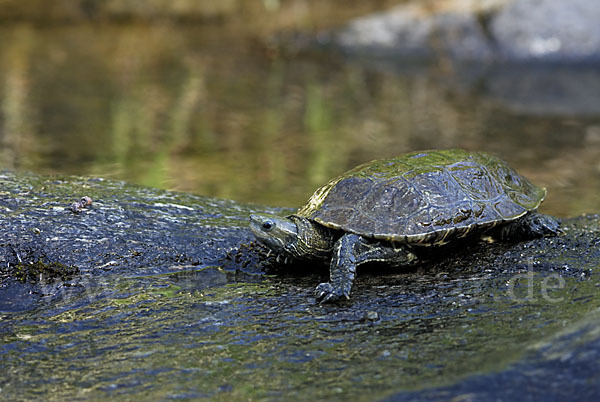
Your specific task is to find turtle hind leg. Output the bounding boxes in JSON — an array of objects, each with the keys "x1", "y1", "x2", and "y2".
[
  {"x1": 496, "y1": 212, "x2": 562, "y2": 241},
  {"x1": 315, "y1": 233, "x2": 417, "y2": 304}
]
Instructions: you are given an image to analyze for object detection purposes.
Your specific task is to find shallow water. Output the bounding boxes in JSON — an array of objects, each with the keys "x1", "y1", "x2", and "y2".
[{"x1": 2, "y1": 258, "x2": 599, "y2": 400}]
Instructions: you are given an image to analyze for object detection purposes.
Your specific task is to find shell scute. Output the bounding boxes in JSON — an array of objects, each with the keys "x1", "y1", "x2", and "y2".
[{"x1": 296, "y1": 150, "x2": 546, "y2": 244}]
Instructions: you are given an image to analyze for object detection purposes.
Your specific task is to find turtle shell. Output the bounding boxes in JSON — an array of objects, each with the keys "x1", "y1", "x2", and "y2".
[{"x1": 295, "y1": 149, "x2": 546, "y2": 245}]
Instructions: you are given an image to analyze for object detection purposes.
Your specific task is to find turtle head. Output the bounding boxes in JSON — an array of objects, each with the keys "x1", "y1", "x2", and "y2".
[{"x1": 249, "y1": 214, "x2": 299, "y2": 257}]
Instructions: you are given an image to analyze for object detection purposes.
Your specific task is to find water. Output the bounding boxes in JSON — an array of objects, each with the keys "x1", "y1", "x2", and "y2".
[
  {"x1": 0, "y1": 21, "x2": 599, "y2": 216},
  {"x1": 2, "y1": 259, "x2": 599, "y2": 400},
  {"x1": 2, "y1": 4, "x2": 600, "y2": 400}
]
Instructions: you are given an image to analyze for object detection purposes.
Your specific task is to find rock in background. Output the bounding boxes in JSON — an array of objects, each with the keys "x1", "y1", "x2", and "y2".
[
  {"x1": 329, "y1": 0, "x2": 600, "y2": 64},
  {"x1": 491, "y1": 0, "x2": 600, "y2": 63}
]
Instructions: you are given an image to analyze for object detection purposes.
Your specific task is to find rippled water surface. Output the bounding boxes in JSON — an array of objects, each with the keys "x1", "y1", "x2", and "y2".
[{"x1": 2, "y1": 260, "x2": 599, "y2": 400}]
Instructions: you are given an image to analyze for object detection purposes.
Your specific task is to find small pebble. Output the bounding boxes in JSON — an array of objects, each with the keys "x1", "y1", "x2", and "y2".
[
  {"x1": 68, "y1": 196, "x2": 93, "y2": 213},
  {"x1": 70, "y1": 202, "x2": 83, "y2": 213},
  {"x1": 365, "y1": 311, "x2": 379, "y2": 321}
]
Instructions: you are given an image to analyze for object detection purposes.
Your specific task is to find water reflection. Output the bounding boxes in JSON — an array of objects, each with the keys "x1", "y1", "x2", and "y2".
[{"x1": 0, "y1": 22, "x2": 599, "y2": 216}]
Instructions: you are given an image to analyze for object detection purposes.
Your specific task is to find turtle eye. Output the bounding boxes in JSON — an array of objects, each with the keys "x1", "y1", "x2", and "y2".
[{"x1": 262, "y1": 220, "x2": 274, "y2": 231}]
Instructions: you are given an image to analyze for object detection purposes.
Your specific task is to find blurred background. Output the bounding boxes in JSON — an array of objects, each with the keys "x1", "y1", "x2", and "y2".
[{"x1": 0, "y1": 0, "x2": 599, "y2": 216}]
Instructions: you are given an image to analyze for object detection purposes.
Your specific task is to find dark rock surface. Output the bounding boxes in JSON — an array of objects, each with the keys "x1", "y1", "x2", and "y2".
[
  {"x1": 387, "y1": 310, "x2": 600, "y2": 401},
  {"x1": 0, "y1": 171, "x2": 280, "y2": 311}
]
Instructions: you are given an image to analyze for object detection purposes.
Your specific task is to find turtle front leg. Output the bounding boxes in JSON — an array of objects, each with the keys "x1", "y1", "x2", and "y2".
[{"x1": 316, "y1": 233, "x2": 417, "y2": 303}]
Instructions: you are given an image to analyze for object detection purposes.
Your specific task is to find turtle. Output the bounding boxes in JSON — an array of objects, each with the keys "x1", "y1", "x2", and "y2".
[{"x1": 249, "y1": 149, "x2": 561, "y2": 303}]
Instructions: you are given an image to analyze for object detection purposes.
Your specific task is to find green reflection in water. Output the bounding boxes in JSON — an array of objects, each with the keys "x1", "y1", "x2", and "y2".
[{"x1": 0, "y1": 23, "x2": 599, "y2": 216}]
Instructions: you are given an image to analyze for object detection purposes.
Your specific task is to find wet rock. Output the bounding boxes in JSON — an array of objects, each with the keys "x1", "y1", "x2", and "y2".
[
  {"x1": 332, "y1": 1, "x2": 497, "y2": 62},
  {"x1": 0, "y1": 171, "x2": 284, "y2": 311},
  {"x1": 491, "y1": 0, "x2": 600, "y2": 63},
  {"x1": 389, "y1": 309, "x2": 600, "y2": 401},
  {"x1": 306, "y1": 0, "x2": 600, "y2": 118},
  {"x1": 2, "y1": 170, "x2": 600, "y2": 399},
  {"x1": 429, "y1": 11, "x2": 494, "y2": 61},
  {"x1": 324, "y1": 0, "x2": 600, "y2": 64},
  {"x1": 332, "y1": 4, "x2": 435, "y2": 59}
]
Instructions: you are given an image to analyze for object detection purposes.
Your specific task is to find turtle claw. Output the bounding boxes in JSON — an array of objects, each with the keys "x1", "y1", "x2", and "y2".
[{"x1": 315, "y1": 282, "x2": 347, "y2": 304}]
